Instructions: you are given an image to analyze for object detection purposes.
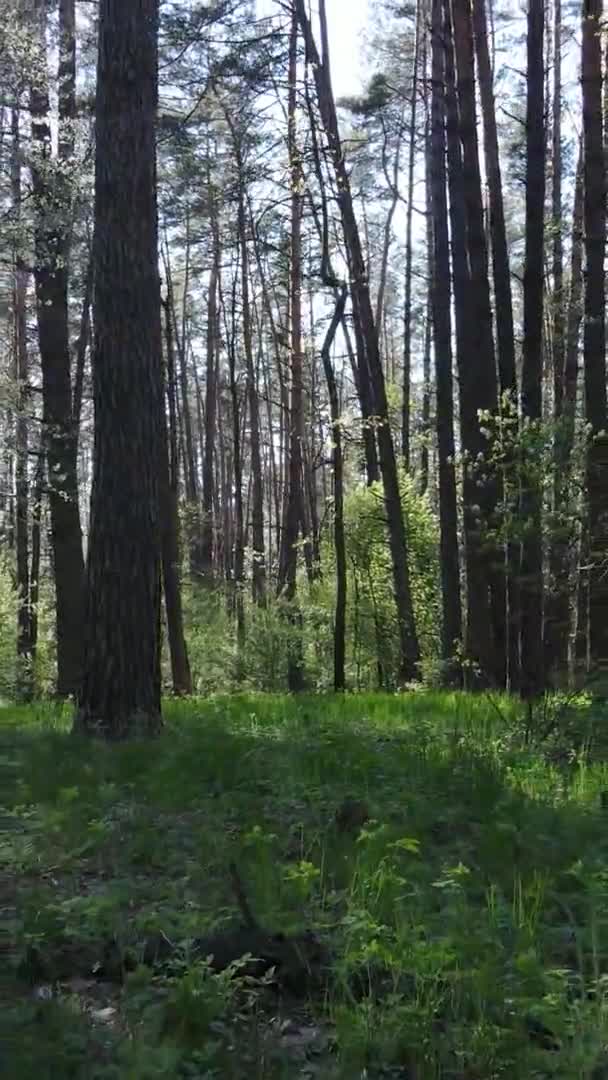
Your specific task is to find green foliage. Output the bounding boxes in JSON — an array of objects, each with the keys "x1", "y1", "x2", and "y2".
[
  {"x1": 6, "y1": 691, "x2": 608, "y2": 1077},
  {"x1": 0, "y1": 557, "x2": 54, "y2": 702},
  {"x1": 342, "y1": 470, "x2": 441, "y2": 688}
]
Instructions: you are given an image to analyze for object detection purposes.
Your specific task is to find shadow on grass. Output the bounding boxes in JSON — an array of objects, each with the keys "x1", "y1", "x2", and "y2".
[{"x1": 3, "y1": 692, "x2": 608, "y2": 1077}]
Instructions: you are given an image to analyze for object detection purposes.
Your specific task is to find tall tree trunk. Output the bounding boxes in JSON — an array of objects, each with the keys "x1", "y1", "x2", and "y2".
[
  {"x1": 420, "y1": 122, "x2": 432, "y2": 497},
  {"x1": 11, "y1": 108, "x2": 32, "y2": 699},
  {"x1": 30, "y1": 0, "x2": 84, "y2": 697},
  {"x1": 519, "y1": 0, "x2": 546, "y2": 699},
  {"x1": 402, "y1": 0, "x2": 422, "y2": 468},
  {"x1": 296, "y1": 0, "x2": 420, "y2": 680},
  {"x1": 322, "y1": 288, "x2": 348, "y2": 692},
  {"x1": 449, "y1": 0, "x2": 502, "y2": 684},
  {"x1": 430, "y1": 0, "x2": 463, "y2": 671},
  {"x1": 75, "y1": 0, "x2": 163, "y2": 738},
  {"x1": 161, "y1": 299, "x2": 192, "y2": 696},
  {"x1": 201, "y1": 209, "x2": 221, "y2": 580},
  {"x1": 224, "y1": 135, "x2": 267, "y2": 606},
  {"x1": 582, "y1": 0, "x2": 608, "y2": 673},
  {"x1": 279, "y1": 9, "x2": 306, "y2": 689},
  {"x1": 472, "y1": 0, "x2": 517, "y2": 399},
  {"x1": 545, "y1": 10, "x2": 571, "y2": 680}
]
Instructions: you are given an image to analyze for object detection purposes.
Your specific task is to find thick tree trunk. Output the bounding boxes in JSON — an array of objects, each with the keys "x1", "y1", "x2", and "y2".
[
  {"x1": 519, "y1": 0, "x2": 546, "y2": 700},
  {"x1": 296, "y1": 0, "x2": 420, "y2": 681},
  {"x1": 75, "y1": 0, "x2": 163, "y2": 738},
  {"x1": 582, "y1": 0, "x2": 608, "y2": 673},
  {"x1": 30, "y1": 0, "x2": 84, "y2": 698},
  {"x1": 430, "y1": 0, "x2": 463, "y2": 670}
]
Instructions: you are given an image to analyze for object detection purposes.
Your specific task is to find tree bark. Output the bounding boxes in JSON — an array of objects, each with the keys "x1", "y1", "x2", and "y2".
[
  {"x1": 447, "y1": 0, "x2": 501, "y2": 684},
  {"x1": 30, "y1": 0, "x2": 84, "y2": 698},
  {"x1": 402, "y1": 0, "x2": 422, "y2": 468},
  {"x1": 296, "y1": 0, "x2": 420, "y2": 681},
  {"x1": 430, "y1": 0, "x2": 463, "y2": 670},
  {"x1": 279, "y1": 10, "x2": 306, "y2": 688},
  {"x1": 472, "y1": 0, "x2": 517, "y2": 398},
  {"x1": 201, "y1": 209, "x2": 221, "y2": 580},
  {"x1": 519, "y1": 0, "x2": 546, "y2": 699},
  {"x1": 75, "y1": 0, "x2": 163, "y2": 738},
  {"x1": 11, "y1": 108, "x2": 33, "y2": 699},
  {"x1": 582, "y1": 0, "x2": 608, "y2": 673},
  {"x1": 161, "y1": 299, "x2": 192, "y2": 696}
]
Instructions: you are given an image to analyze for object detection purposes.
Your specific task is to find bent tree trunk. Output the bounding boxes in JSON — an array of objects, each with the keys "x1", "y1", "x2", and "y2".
[
  {"x1": 75, "y1": 0, "x2": 164, "y2": 739},
  {"x1": 296, "y1": 0, "x2": 420, "y2": 681}
]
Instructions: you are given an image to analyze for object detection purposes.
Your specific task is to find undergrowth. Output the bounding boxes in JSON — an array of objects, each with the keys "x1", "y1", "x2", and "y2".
[{"x1": 3, "y1": 691, "x2": 608, "y2": 1078}]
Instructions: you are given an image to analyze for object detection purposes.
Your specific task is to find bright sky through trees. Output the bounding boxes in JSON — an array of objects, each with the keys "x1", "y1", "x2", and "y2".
[{"x1": 257, "y1": 0, "x2": 368, "y2": 94}]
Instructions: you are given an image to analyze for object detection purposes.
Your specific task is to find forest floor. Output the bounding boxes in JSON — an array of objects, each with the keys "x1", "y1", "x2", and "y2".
[{"x1": 3, "y1": 691, "x2": 608, "y2": 1078}]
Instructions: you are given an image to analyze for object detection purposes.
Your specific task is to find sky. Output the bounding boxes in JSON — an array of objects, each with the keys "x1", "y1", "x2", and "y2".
[
  {"x1": 256, "y1": 0, "x2": 369, "y2": 96},
  {"x1": 323, "y1": 0, "x2": 368, "y2": 95}
]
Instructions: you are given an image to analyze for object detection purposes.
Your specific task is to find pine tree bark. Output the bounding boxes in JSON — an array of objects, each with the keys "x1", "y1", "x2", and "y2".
[
  {"x1": 11, "y1": 108, "x2": 33, "y2": 699},
  {"x1": 277, "y1": 11, "x2": 307, "y2": 688},
  {"x1": 430, "y1": 0, "x2": 463, "y2": 671},
  {"x1": 519, "y1": 0, "x2": 546, "y2": 699},
  {"x1": 472, "y1": 0, "x2": 517, "y2": 398},
  {"x1": 75, "y1": 0, "x2": 164, "y2": 738},
  {"x1": 161, "y1": 299, "x2": 192, "y2": 696},
  {"x1": 447, "y1": 0, "x2": 502, "y2": 684},
  {"x1": 296, "y1": 0, "x2": 420, "y2": 681},
  {"x1": 582, "y1": 0, "x2": 608, "y2": 673},
  {"x1": 30, "y1": 0, "x2": 84, "y2": 697},
  {"x1": 201, "y1": 209, "x2": 221, "y2": 580},
  {"x1": 402, "y1": 0, "x2": 422, "y2": 468}
]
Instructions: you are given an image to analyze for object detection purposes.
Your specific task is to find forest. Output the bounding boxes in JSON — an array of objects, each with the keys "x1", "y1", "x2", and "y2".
[{"x1": 3, "y1": 0, "x2": 608, "y2": 1076}]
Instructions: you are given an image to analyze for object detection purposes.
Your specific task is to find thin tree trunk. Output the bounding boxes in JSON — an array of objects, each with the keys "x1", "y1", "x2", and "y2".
[
  {"x1": 472, "y1": 0, "x2": 517, "y2": 398},
  {"x1": 519, "y1": 0, "x2": 546, "y2": 700},
  {"x1": 161, "y1": 300, "x2": 192, "y2": 696},
  {"x1": 201, "y1": 210, "x2": 221, "y2": 580},
  {"x1": 402, "y1": 0, "x2": 422, "y2": 468},
  {"x1": 11, "y1": 108, "x2": 32, "y2": 699},
  {"x1": 296, "y1": 0, "x2": 420, "y2": 681},
  {"x1": 430, "y1": 0, "x2": 463, "y2": 672}
]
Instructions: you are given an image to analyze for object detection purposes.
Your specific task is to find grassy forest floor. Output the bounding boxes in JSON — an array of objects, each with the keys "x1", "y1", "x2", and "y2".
[{"x1": 4, "y1": 692, "x2": 608, "y2": 1078}]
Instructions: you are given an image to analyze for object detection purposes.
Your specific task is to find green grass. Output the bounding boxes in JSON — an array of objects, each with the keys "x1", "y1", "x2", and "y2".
[{"x1": 3, "y1": 691, "x2": 608, "y2": 1078}]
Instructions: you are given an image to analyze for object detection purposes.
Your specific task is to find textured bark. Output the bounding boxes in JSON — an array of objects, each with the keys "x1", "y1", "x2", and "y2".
[
  {"x1": 447, "y1": 0, "x2": 501, "y2": 684},
  {"x1": 201, "y1": 212, "x2": 221, "y2": 580},
  {"x1": 237, "y1": 181, "x2": 266, "y2": 605},
  {"x1": 430, "y1": 0, "x2": 463, "y2": 667},
  {"x1": 402, "y1": 0, "x2": 422, "y2": 468},
  {"x1": 582, "y1": 0, "x2": 608, "y2": 671},
  {"x1": 519, "y1": 0, "x2": 546, "y2": 699},
  {"x1": 30, "y1": 0, "x2": 84, "y2": 697},
  {"x1": 72, "y1": 243, "x2": 93, "y2": 441},
  {"x1": 11, "y1": 109, "x2": 32, "y2": 699},
  {"x1": 472, "y1": 0, "x2": 516, "y2": 399},
  {"x1": 322, "y1": 289, "x2": 348, "y2": 692},
  {"x1": 280, "y1": 10, "x2": 306, "y2": 688},
  {"x1": 75, "y1": 0, "x2": 163, "y2": 738},
  {"x1": 420, "y1": 122, "x2": 432, "y2": 497},
  {"x1": 161, "y1": 300, "x2": 192, "y2": 696},
  {"x1": 296, "y1": 0, "x2": 420, "y2": 681}
]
